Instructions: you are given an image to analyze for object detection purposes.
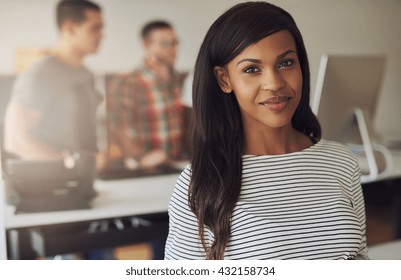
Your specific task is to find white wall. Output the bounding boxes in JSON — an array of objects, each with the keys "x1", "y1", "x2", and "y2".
[{"x1": 1, "y1": 0, "x2": 400, "y2": 136}]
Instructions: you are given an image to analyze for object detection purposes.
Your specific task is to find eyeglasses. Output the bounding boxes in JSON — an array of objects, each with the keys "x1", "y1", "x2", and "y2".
[{"x1": 159, "y1": 39, "x2": 179, "y2": 49}]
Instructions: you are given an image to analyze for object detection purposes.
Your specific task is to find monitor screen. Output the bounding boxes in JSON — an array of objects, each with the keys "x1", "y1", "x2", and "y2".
[
  {"x1": 0, "y1": 75, "x2": 15, "y2": 124},
  {"x1": 0, "y1": 75, "x2": 16, "y2": 168},
  {"x1": 311, "y1": 54, "x2": 386, "y2": 143}
]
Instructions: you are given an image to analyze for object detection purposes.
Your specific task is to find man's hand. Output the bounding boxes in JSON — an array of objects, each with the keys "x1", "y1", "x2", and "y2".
[
  {"x1": 4, "y1": 102, "x2": 61, "y2": 160},
  {"x1": 139, "y1": 149, "x2": 168, "y2": 169},
  {"x1": 96, "y1": 151, "x2": 109, "y2": 172}
]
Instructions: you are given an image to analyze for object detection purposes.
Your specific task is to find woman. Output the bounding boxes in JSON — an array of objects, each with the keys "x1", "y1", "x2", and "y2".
[{"x1": 164, "y1": 1, "x2": 368, "y2": 260}]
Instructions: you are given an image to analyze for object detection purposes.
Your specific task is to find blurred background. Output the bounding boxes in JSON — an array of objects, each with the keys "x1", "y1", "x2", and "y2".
[
  {"x1": 1, "y1": 0, "x2": 400, "y2": 138},
  {"x1": 1, "y1": 0, "x2": 401, "y2": 260}
]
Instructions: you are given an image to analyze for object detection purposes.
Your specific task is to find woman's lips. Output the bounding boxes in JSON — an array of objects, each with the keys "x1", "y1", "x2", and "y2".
[{"x1": 259, "y1": 96, "x2": 292, "y2": 111}]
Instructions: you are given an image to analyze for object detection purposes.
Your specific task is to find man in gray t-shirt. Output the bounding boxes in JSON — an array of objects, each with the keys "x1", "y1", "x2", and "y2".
[
  {"x1": 10, "y1": 56, "x2": 101, "y2": 154},
  {"x1": 4, "y1": 0, "x2": 104, "y2": 161}
]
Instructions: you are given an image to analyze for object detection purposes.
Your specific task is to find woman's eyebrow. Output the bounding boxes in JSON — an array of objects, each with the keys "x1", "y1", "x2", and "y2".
[
  {"x1": 236, "y1": 58, "x2": 262, "y2": 66},
  {"x1": 277, "y1": 49, "x2": 296, "y2": 60},
  {"x1": 236, "y1": 50, "x2": 297, "y2": 66}
]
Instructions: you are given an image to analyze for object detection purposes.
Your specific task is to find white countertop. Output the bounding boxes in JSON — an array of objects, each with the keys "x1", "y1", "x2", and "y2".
[{"x1": 4, "y1": 173, "x2": 179, "y2": 229}]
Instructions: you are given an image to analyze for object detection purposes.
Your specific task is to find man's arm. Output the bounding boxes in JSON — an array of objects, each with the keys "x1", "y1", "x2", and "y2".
[
  {"x1": 4, "y1": 102, "x2": 62, "y2": 160},
  {"x1": 108, "y1": 75, "x2": 143, "y2": 157},
  {"x1": 110, "y1": 74, "x2": 168, "y2": 169}
]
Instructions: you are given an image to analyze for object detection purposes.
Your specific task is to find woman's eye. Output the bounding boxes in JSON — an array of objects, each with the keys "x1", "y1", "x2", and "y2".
[
  {"x1": 244, "y1": 66, "x2": 260, "y2": 73},
  {"x1": 278, "y1": 59, "x2": 294, "y2": 69}
]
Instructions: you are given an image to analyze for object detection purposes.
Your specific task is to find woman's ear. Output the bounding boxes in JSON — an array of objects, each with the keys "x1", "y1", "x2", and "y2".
[{"x1": 213, "y1": 66, "x2": 232, "y2": 93}]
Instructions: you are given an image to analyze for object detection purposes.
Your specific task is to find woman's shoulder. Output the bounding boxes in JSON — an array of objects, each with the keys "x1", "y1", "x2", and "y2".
[
  {"x1": 314, "y1": 139, "x2": 358, "y2": 164},
  {"x1": 179, "y1": 164, "x2": 192, "y2": 178},
  {"x1": 174, "y1": 165, "x2": 192, "y2": 191},
  {"x1": 317, "y1": 139, "x2": 354, "y2": 153},
  {"x1": 241, "y1": 139, "x2": 358, "y2": 167}
]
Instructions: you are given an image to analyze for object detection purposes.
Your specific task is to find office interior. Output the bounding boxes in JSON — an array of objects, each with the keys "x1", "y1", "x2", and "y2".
[{"x1": 1, "y1": 0, "x2": 401, "y2": 260}]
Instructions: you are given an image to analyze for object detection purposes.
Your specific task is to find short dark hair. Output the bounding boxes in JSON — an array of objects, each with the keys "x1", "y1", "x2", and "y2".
[
  {"x1": 56, "y1": 0, "x2": 101, "y2": 29},
  {"x1": 141, "y1": 20, "x2": 172, "y2": 40}
]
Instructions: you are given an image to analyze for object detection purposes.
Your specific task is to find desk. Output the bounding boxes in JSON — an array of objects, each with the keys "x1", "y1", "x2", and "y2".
[
  {"x1": 0, "y1": 169, "x2": 6, "y2": 260},
  {"x1": 360, "y1": 149, "x2": 401, "y2": 240},
  {"x1": 359, "y1": 147, "x2": 401, "y2": 184},
  {"x1": 3, "y1": 173, "x2": 179, "y2": 259}
]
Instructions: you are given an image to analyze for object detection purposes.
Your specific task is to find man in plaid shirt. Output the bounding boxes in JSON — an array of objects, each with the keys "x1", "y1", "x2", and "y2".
[{"x1": 107, "y1": 20, "x2": 186, "y2": 171}]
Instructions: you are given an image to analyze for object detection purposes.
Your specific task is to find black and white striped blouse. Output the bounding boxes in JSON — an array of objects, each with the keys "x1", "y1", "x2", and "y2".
[{"x1": 164, "y1": 139, "x2": 368, "y2": 260}]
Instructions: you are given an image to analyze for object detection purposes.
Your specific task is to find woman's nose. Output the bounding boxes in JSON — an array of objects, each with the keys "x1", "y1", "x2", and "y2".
[{"x1": 261, "y1": 69, "x2": 285, "y2": 92}]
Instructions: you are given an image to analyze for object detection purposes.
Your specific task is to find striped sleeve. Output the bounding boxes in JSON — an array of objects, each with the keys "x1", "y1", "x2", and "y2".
[
  {"x1": 164, "y1": 167, "x2": 208, "y2": 259},
  {"x1": 351, "y1": 161, "x2": 369, "y2": 259}
]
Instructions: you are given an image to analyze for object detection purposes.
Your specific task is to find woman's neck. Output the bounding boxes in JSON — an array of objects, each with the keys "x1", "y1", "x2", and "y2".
[{"x1": 243, "y1": 125, "x2": 312, "y2": 155}]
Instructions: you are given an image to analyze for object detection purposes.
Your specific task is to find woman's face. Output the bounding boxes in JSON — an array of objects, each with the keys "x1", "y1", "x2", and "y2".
[{"x1": 215, "y1": 30, "x2": 302, "y2": 132}]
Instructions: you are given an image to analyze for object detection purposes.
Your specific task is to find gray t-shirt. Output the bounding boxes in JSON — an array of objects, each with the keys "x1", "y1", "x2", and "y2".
[{"x1": 11, "y1": 56, "x2": 101, "y2": 153}]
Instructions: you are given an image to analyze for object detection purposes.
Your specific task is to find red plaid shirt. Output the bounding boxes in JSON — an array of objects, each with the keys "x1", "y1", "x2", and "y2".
[{"x1": 106, "y1": 64, "x2": 185, "y2": 162}]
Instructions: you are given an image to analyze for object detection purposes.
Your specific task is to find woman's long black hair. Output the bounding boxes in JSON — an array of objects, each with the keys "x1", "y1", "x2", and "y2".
[{"x1": 189, "y1": 1, "x2": 321, "y2": 259}]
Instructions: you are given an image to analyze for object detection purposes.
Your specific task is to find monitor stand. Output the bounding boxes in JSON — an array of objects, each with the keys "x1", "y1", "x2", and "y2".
[
  {"x1": 344, "y1": 107, "x2": 393, "y2": 182},
  {"x1": 353, "y1": 107, "x2": 379, "y2": 180}
]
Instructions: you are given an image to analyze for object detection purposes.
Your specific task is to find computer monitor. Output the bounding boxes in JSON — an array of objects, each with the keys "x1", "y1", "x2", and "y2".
[
  {"x1": 311, "y1": 54, "x2": 389, "y2": 180},
  {"x1": 0, "y1": 75, "x2": 16, "y2": 170},
  {"x1": 312, "y1": 54, "x2": 386, "y2": 141},
  {"x1": 0, "y1": 75, "x2": 15, "y2": 124}
]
